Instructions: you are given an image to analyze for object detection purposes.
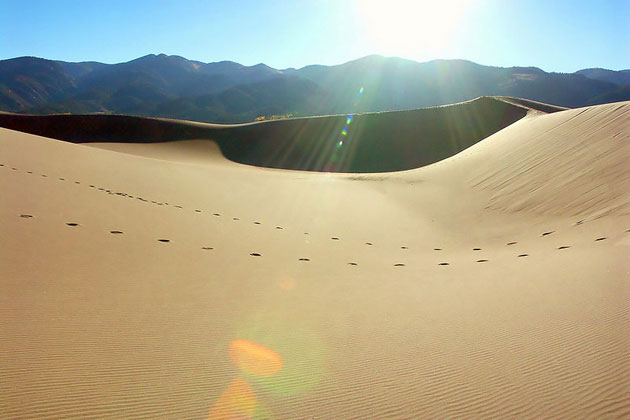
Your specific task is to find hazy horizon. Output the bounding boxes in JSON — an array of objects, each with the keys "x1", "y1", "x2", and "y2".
[
  {"x1": 4, "y1": 52, "x2": 630, "y2": 74},
  {"x1": 1, "y1": 0, "x2": 628, "y2": 73}
]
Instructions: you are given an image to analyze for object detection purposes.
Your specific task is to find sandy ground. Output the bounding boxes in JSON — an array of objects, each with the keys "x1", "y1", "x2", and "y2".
[{"x1": 1, "y1": 101, "x2": 629, "y2": 419}]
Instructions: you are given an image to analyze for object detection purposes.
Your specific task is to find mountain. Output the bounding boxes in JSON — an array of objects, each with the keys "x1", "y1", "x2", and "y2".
[
  {"x1": 585, "y1": 85, "x2": 630, "y2": 106},
  {"x1": 576, "y1": 68, "x2": 630, "y2": 85},
  {"x1": 152, "y1": 76, "x2": 329, "y2": 123},
  {"x1": 293, "y1": 56, "x2": 627, "y2": 111},
  {"x1": 0, "y1": 54, "x2": 628, "y2": 122},
  {"x1": 0, "y1": 57, "x2": 79, "y2": 110},
  {"x1": 0, "y1": 54, "x2": 289, "y2": 118}
]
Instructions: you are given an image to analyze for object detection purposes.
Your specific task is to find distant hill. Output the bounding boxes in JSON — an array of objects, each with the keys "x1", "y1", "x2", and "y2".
[
  {"x1": 291, "y1": 56, "x2": 626, "y2": 112},
  {"x1": 576, "y1": 68, "x2": 630, "y2": 85},
  {"x1": 0, "y1": 54, "x2": 628, "y2": 122},
  {"x1": 152, "y1": 76, "x2": 329, "y2": 123},
  {"x1": 585, "y1": 85, "x2": 630, "y2": 106}
]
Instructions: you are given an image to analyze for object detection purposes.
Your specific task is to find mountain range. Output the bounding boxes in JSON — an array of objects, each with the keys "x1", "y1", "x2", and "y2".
[{"x1": 1, "y1": 54, "x2": 628, "y2": 123}]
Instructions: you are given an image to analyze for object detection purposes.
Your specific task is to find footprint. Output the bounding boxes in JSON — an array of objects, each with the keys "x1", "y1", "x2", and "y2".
[
  {"x1": 250, "y1": 253, "x2": 262, "y2": 257},
  {"x1": 575, "y1": 220, "x2": 584, "y2": 225},
  {"x1": 594, "y1": 237, "x2": 607, "y2": 242},
  {"x1": 303, "y1": 232, "x2": 309, "y2": 235},
  {"x1": 213, "y1": 213, "x2": 221, "y2": 217},
  {"x1": 157, "y1": 239, "x2": 170, "y2": 243},
  {"x1": 476, "y1": 259, "x2": 488, "y2": 263},
  {"x1": 394, "y1": 263, "x2": 405, "y2": 267},
  {"x1": 19, "y1": 214, "x2": 33, "y2": 218},
  {"x1": 253, "y1": 221, "x2": 261, "y2": 225},
  {"x1": 233, "y1": 217, "x2": 239, "y2": 221},
  {"x1": 438, "y1": 262, "x2": 450, "y2": 266},
  {"x1": 201, "y1": 247, "x2": 214, "y2": 250},
  {"x1": 27, "y1": 171, "x2": 33, "y2": 174},
  {"x1": 109, "y1": 230, "x2": 124, "y2": 234},
  {"x1": 365, "y1": 242, "x2": 373, "y2": 246},
  {"x1": 541, "y1": 231, "x2": 554, "y2": 236},
  {"x1": 348, "y1": 262, "x2": 358, "y2": 266},
  {"x1": 276, "y1": 226, "x2": 283, "y2": 230},
  {"x1": 65, "y1": 222, "x2": 79, "y2": 227},
  {"x1": 58, "y1": 177, "x2": 65, "y2": 181},
  {"x1": 401, "y1": 246, "x2": 408, "y2": 250},
  {"x1": 473, "y1": 248, "x2": 482, "y2": 251},
  {"x1": 11, "y1": 167, "x2": 17, "y2": 170},
  {"x1": 517, "y1": 254, "x2": 529, "y2": 258},
  {"x1": 74, "y1": 181, "x2": 80, "y2": 184},
  {"x1": 89, "y1": 185, "x2": 95, "y2": 188},
  {"x1": 434, "y1": 248, "x2": 442, "y2": 251},
  {"x1": 298, "y1": 258, "x2": 310, "y2": 262},
  {"x1": 174, "y1": 205, "x2": 182, "y2": 209},
  {"x1": 41, "y1": 174, "x2": 47, "y2": 177},
  {"x1": 331, "y1": 237, "x2": 340, "y2": 240},
  {"x1": 194, "y1": 209, "x2": 202, "y2": 213},
  {"x1": 506, "y1": 242, "x2": 517, "y2": 246},
  {"x1": 558, "y1": 246, "x2": 571, "y2": 250}
]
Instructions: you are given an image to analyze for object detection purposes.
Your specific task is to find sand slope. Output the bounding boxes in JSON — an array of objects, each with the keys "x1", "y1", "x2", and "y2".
[
  {"x1": 1, "y1": 101, "x2": 629, "y2": 419},
  {"x1": 0, "y1": 97, "x2": 530, "y2": 172}
]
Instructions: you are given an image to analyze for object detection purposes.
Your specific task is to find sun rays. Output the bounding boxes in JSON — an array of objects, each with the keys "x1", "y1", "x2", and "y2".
[{"x1": 357, "y1": 0, "x2": 472, "y2": 59}]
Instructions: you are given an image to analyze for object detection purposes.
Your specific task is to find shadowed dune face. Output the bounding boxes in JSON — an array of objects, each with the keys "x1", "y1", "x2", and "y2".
[
  {"x1": 0, "y1": 97, "x2": 528, "y2": 172},
  {"x1": 215, "y1": 97, "x2": 528, "y2": 172},
  {"x1": 0, "y1": 113, "x2": 212, "y2": 143}
]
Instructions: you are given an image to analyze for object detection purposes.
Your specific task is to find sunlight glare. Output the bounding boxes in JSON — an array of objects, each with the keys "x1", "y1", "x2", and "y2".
[{"x1": 357, "y1": 0, "x2": 471, "y2": 58}]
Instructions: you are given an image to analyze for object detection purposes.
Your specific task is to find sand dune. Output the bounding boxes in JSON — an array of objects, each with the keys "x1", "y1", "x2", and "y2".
[
  {"x1": 0, "y1": 97, "x2": 530, "y2": 172},
  {"x1": 1, "y1": 99, "x2": 628, "y2": 418}
]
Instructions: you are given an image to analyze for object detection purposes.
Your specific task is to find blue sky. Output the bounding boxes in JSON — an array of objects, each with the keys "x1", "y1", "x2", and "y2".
[{"x1": 1, "y1": 0, "x2": 628, "y2": 72}]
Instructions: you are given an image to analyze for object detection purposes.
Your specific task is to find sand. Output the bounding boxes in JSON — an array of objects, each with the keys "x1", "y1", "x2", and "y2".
[
  {"x1": 1, "y1": 99, "x2": 628, "y2": 418},
  {"x1": 0, "y1": 97, "x2": 532, "y2": 172}
]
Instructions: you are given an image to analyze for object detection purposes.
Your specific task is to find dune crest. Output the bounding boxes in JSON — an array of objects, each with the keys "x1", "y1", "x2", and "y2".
[
  {"x1": 463, "y1": 102, "x2": 629, "y2": 217},
  {"x1": 0, "y1": 97, "x2": 535, "y2": 172}
]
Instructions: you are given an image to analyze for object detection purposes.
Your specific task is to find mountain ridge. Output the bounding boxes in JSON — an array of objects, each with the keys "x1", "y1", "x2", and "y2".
[{"x1": 1, "y1": 54, "x2": 628, "y2": 123}]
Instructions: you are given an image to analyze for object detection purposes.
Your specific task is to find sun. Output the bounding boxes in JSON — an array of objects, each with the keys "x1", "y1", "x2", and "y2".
[{"x1": 357, "y1": 0, "x2": 471, "y2": 59}]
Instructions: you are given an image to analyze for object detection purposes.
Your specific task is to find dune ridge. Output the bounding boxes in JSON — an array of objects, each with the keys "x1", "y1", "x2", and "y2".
[
  {"x1": 468, "y1": 102, "x2": 630, "y2": 217},
  {"x1": 0, "y1": 96, "x2": 532, "y2": 172},
  {"x1": 1, "y1": 99, "x2": 628, "y2": 419}
]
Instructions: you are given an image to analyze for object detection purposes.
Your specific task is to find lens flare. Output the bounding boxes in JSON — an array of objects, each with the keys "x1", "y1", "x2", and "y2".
[
  {"x1": 209, "y1": 340, "x2": 280, "y2": 419},
  {"x1": 208, "y1": 377, "x2": 257, "y2": 419},
  {"x1": 341, "y1": 127, "x2": 348, "y2": 136},
  {"x1": 233, "y1": 314, "x2": 326, "y2": 396},
  {"x1": 346, "y1": 115, "x2": 354, "y2": 125},
  {"x1": 229, "y1": 339, "x2": 283, "y2": 377},
  {"x1": 359, "y1": 86, "x2": 364, "y2": 95}
]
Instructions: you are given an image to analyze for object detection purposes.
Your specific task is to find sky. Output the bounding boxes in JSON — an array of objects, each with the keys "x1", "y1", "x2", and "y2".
[{"x1": 1, "y1": 0, "x2": 628, "y2": 72}]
